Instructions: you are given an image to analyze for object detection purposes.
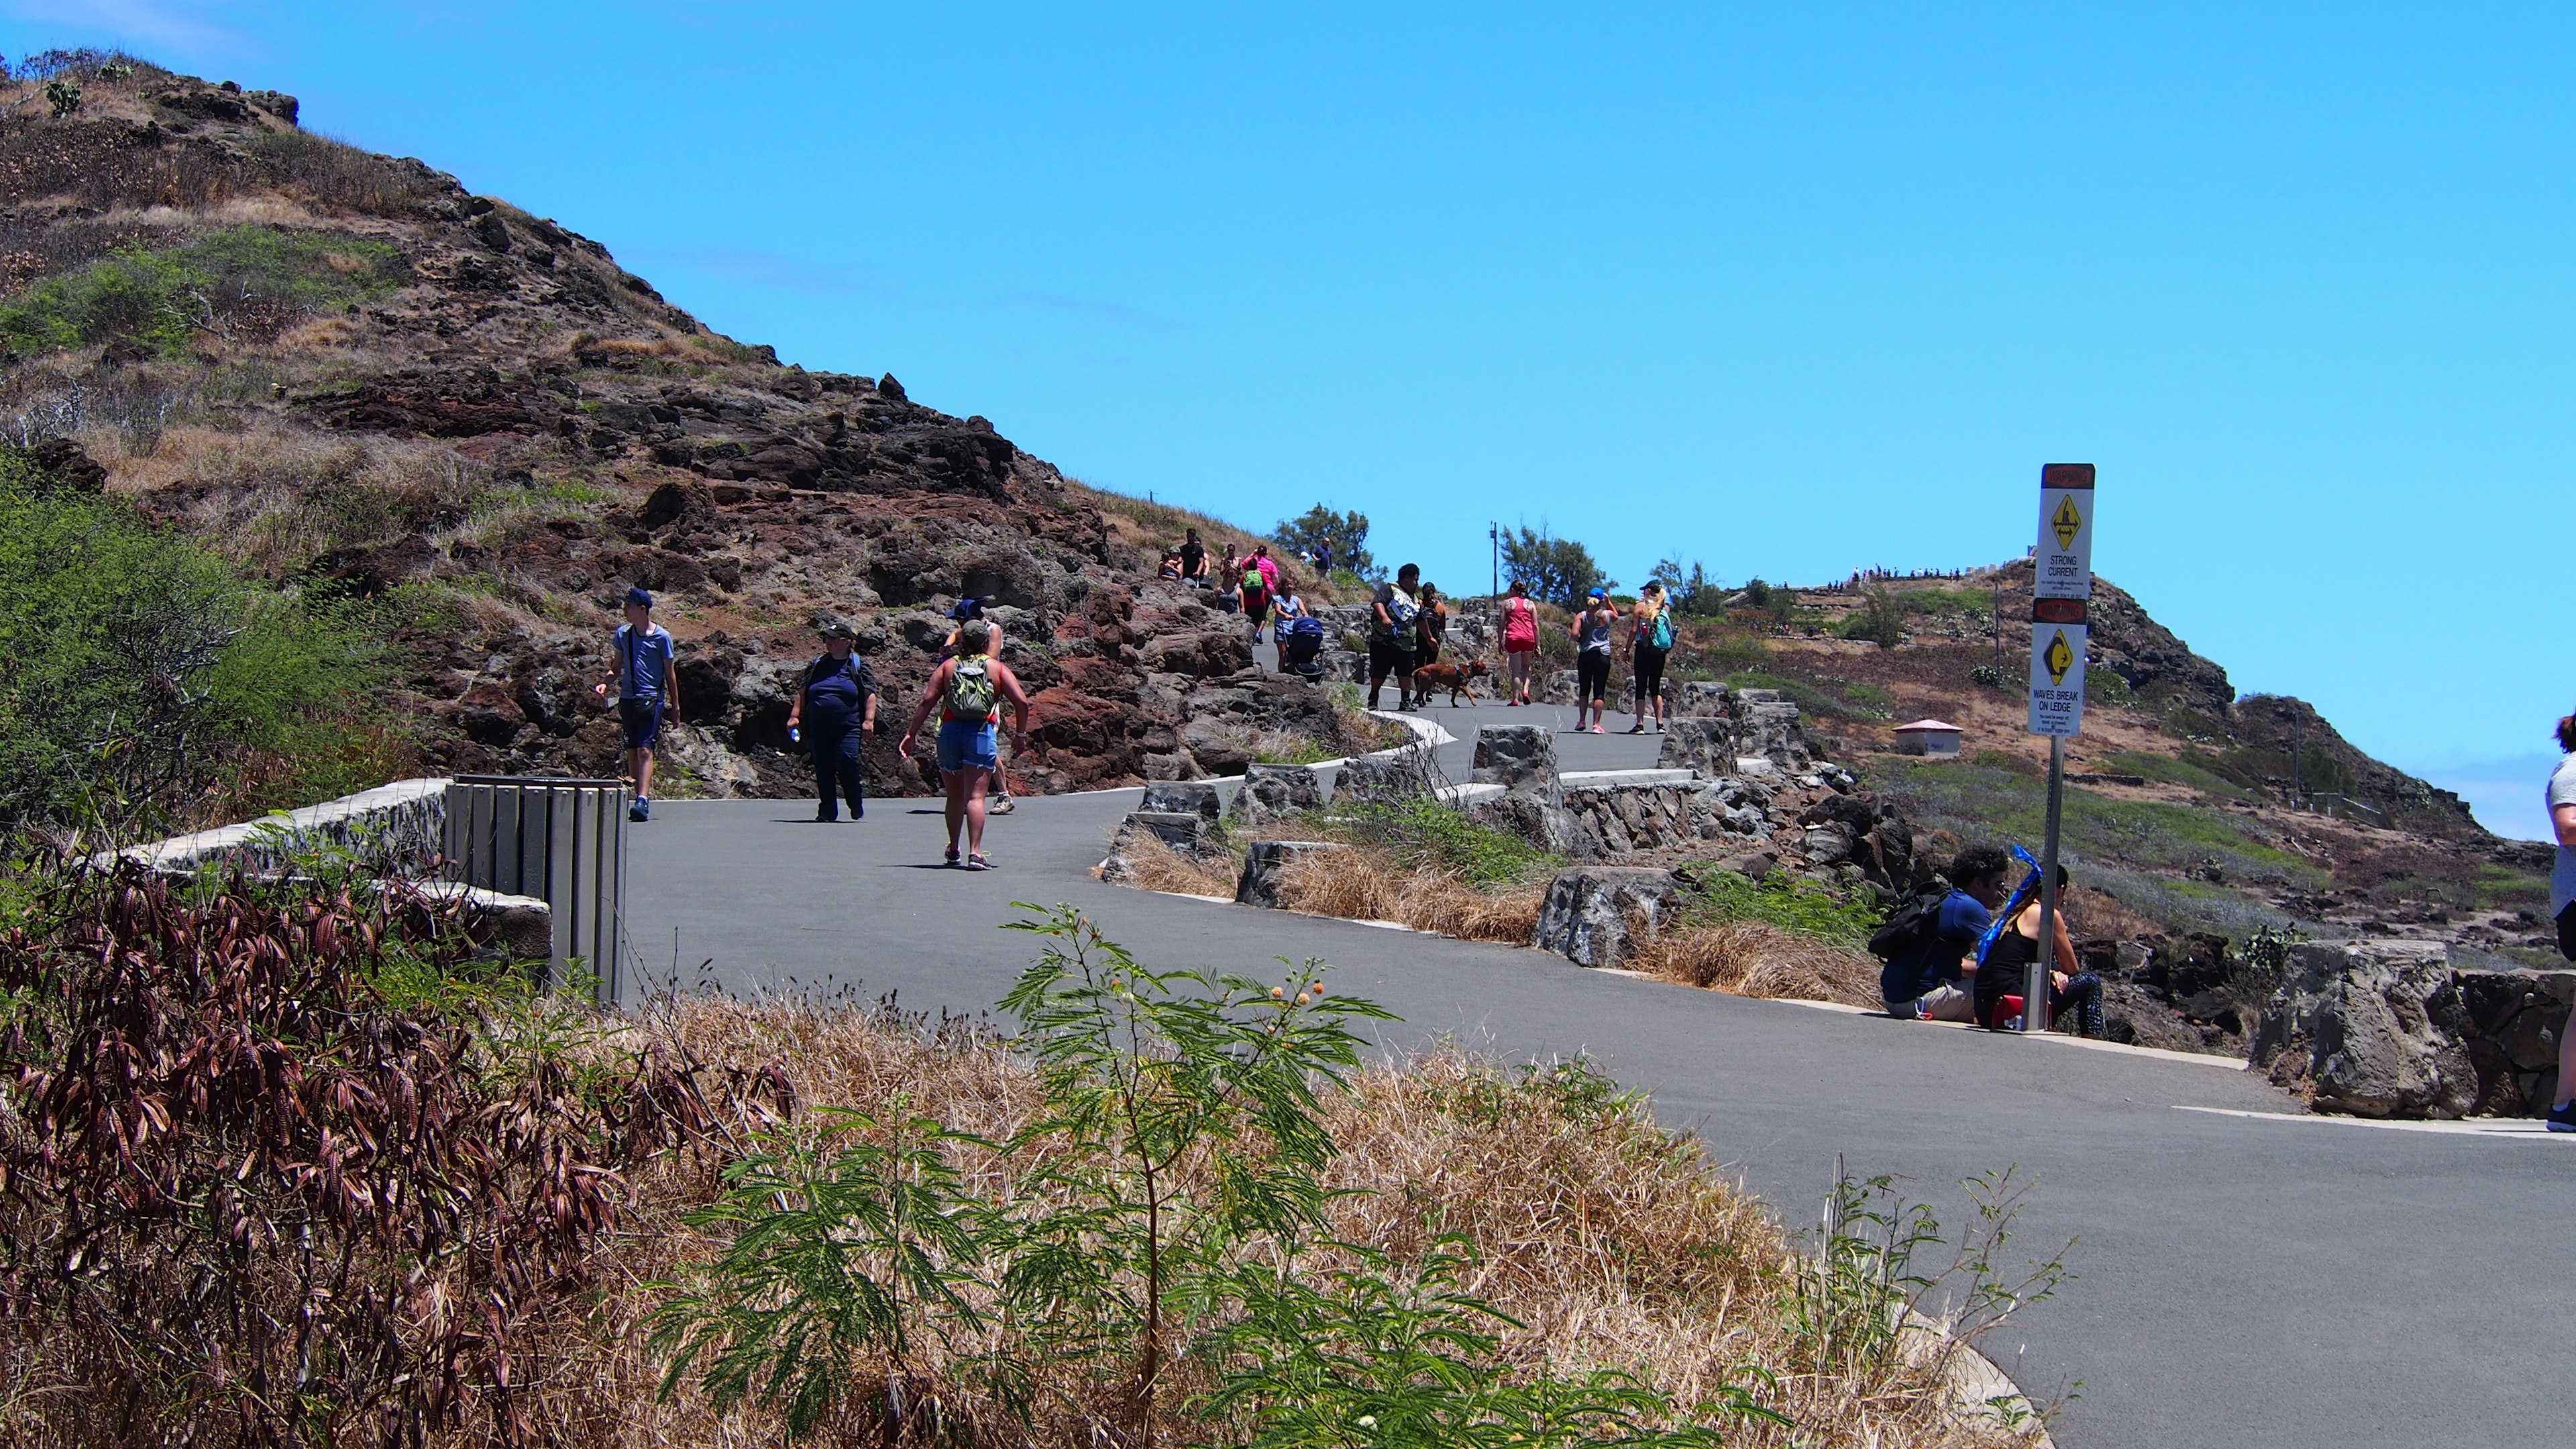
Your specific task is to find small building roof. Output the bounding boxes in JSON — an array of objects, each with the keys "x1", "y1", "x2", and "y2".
[{"x1": 1892, "y1": 718, "x2": 1964, "y2": 734}]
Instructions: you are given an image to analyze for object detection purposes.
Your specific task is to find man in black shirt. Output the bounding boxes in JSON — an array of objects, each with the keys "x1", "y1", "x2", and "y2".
[
  {"x1": 1369, "y1": 563, "x2": 1423, "y2": 710},
  {"x1": 1179, "y1": 529, "x2": 1207, "y2": 589},
  {"x1": 785, "y1": 623, "x2": 877, "y2": 821}
]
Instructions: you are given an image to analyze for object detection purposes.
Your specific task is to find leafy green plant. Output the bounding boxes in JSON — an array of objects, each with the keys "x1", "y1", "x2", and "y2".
[
  {"x1": 650, "y1": 1103, "x2": 997, "y2": 1436},
  {"x1": 43, "y1": 79, "x2": 78, "y2": 118},
  {"x1": 1199, "y1": 1239, "x2": 1773, "y2": 1448},
  {"x1": 1835, "y1": 587, "x2": 1906, "y2": 649}
]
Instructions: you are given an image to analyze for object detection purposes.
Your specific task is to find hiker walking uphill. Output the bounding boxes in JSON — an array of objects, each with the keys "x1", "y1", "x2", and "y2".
[
  {"x1": 1415, "y1": 584, "x2": 1449, "y2": 668},
  {"x1": 1629, "y1": 580, "x2": 1673, "y2": 733},
  {"x1": 1501, "y1": 579, "x2": 1540, "y2": 706},
  {"x1": 784, "y1": 622, "x2": 877, "y2": 822},
  {"x1": 1238, "y1": 555, "x2": 1273, "y2": 649},
  {"x1": 1368, "y1": 563, "x2": 1426, "y2": 710},
  {"x1": 1570, "y1": 587, "x2": 1618, "y2": 734},
  {"x1": 897, "y1": 621, "x2": 1031, "y2": 871},
  {"x1": 592, "y1": 586, "x2": 681, "y2": 822}
]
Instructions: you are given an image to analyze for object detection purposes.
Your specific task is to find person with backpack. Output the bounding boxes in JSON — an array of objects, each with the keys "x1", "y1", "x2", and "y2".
[
  {"x1": 1368, "y1": 563, "x2": 1424, "y2": 710},
  {"x1": 1972, "y1": 863, "x2": 2105, "y2": 1035},
  {"x1": 590, "y1": 585, "x2": 682, "y2": 822},
  {"x1": 1238, "y1": 557, "x2": 1273, "y2": 648},
  {"x1": 784, "y1": 621, "x2": 877, "y2": 822},
  {"x1": 941, "y1": 597, "x2": 1015, "y2": 814},
  {"x1": 896, "y1": 620, "x2": 1032, "y2": 871},
  {"x1": 1628, "y1": 580, "x2": 1674, "y2": 734},
  {"x1": 1569, "y1": 587, "x2": 1619, "y2": 734},
  {"x1": 1250, "y1": 543, "x2": 1281, "y2": 594},
  {"x1": 1500, "y1": 578, "x2": 1540, "y2": 706},
  {"x1": 1874, "y1": 845, "x2": 2013, "y2": 1020}
]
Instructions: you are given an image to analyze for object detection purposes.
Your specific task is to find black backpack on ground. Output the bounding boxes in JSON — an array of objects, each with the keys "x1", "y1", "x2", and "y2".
[{"x1": 1867, "y1": 888, "x2": 1952, "y2": 965}]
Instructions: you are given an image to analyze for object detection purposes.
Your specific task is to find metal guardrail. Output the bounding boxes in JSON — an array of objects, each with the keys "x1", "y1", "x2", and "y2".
[
  {"x1": 2304, "y1": 791, "x2": 2384, "y2": 824},
  {"x1": 443, "y1": 776, "x2": 627, "y2": 1002}
]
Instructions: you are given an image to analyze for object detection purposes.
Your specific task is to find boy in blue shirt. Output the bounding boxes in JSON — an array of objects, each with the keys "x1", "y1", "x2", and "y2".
[
  {"x1": 592, "y1": 586, "x2": 682, "y2": 822},
  {"x1": 1882, "y1": 846, "x2": 2012, "y2": 1020}
]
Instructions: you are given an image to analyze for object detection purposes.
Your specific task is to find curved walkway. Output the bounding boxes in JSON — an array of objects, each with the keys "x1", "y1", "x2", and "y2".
[{"x1": 625, "y1": 698, "x2": 2570, "y2": 1449}]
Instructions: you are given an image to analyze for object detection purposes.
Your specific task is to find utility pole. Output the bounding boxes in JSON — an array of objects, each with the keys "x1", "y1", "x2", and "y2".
[{"x1": 1489, "y1": 522, "x2": 1499, "y2": 598}]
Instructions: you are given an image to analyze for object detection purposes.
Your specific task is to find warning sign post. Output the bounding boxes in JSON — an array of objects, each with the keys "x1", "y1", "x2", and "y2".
[{"x1": 2022, "y1": 463, "x2": 2095, "y2": 1034}]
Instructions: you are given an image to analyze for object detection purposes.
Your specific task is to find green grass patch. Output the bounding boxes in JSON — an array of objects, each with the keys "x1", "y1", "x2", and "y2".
[
  {"x1": 1723, "y1": 670, "x2": 1892, "y2": 722},
  {"x1": 1313, "y1": 797, "x2": 1558, "y2": 888},
  {"x1": 2101, "y1": 750, "x2": 2250, "y2": 799},
  {"x1": 1876, "y1": 758, "x2": 2328, "y2": 891},
  {"x1": 2474, "y1": 864, "x2": 2552, "y2": 908},
  {"x1": 1674, "y1": 867, "x2": 1881, "y2": 946},
  {"x1": 0, "y1": 225, "x2": 405, "y2": 359}
]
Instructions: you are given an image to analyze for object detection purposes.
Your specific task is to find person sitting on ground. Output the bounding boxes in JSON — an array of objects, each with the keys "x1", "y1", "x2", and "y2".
[
  {"x1": 1882, "y1": 845, "x2": 2013, "y2": 1021},
  {"x1": 591, "y1": 585, "x2": 680, "y2": 822},
  {"x1": 941, "y1": 597, "x2": 1016, "y2": 814},
  {"x1": 1368, "y1": 563, "x2": 1424, "y2": 710},
  {"x1": 2544, "y1": 711, "x2": 2576, "y2": 1132},
  {"x1": 1415, "y1": 583, "x2": 1448, "y2": 668},
  {"x1": 1157, "y1": 549, "x2": 1183, "y2": 582},
  {"x1": 784, "y1": 622, "x2": 877, "y2": 822},
  {"x1": 1629, "y1": 580, "x2": 1674, "y2": 734},
  {"x1": 1972, "y1": 864, "x2": 2106, "y2": 1035},
  {"x1": 896, "y1": 620, "x2": 1031, "y2": 871},
  {"x1": 1501, "y1": 578, "x2": 1540, "y2": 705},
  {"x1": 1180, "y1": 528, "x2": 1208, "y2": 588},
  {"x1": 1570, "y1": 587, "x2": 1619, "y2": 734}
]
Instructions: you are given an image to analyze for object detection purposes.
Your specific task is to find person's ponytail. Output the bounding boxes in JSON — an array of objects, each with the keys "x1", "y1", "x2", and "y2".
[{"x1": 2558, "y1": 714, "x2": 2576, "y2": 753}]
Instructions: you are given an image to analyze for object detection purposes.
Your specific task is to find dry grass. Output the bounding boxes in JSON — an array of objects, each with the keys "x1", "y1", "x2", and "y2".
[
  {"x1": 349, "y1": 996, "x2": 2033, "y2": 1448},
  {"x1": 1273, "y1": 838, "x2": 1547, "y2": 944},
  {"x1": 1100, "y1": 826, "x2": 1240, "y2": 896},
  {"x1": 1628, "y1": 920, "x2": 1886, "y2": 1007}
]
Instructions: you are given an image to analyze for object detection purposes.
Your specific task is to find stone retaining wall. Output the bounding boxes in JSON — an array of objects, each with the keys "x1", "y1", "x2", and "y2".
[{"x1": 1556, "y1": 780, "x2": 1770, "y2": 857}]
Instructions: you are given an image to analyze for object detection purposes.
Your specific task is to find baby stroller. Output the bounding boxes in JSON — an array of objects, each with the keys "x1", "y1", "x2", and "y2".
[{"x1": 1281, "y1": 614, "x2": 1328, "y2": 681}]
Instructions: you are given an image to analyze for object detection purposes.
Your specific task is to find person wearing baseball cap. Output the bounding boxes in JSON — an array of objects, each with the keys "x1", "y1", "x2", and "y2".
[
  {"x1": 786, "y1": 622, "x2": 877, "y2": 822},
  {"x1": 592, "y1": 586, "x2": 680, "y2": 820},
  {"x1": 1571, "y1": 586, "x2": 1618, "y2": 735}
]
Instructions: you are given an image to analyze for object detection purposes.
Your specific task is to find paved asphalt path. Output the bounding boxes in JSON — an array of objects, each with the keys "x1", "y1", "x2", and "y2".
[{"x1": 627, "y1": 696, "x2": 2572, "y2": 1448}]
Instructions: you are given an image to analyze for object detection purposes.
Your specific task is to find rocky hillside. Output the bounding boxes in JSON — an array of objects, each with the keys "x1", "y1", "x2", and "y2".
[{"x1": 1, "y1": 56, "x2": 1370, "y2": 804}]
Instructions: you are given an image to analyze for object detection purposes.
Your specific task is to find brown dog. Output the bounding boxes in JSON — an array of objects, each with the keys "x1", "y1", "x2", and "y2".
[{"x1": 1409, "y1": 659, "x2": 1490, "y2": 705}]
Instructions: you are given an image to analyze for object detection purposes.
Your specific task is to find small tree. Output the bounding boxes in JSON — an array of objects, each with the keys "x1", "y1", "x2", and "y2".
[
  {"x1": 1272, "y1": 504, "x2": 1373, "y2": 579},
  {"x1": 44, "y1": 79, "x2": 80, "y2": 119},
  {"x1": 1501, "y1": 527, "x2": 1611, "y2": 606},
  {"x1": 1652, "y1": 557, "x2": 1723, "y2": 616},
  {"x1": 1837, "y1": 587, "x2": 1906, "y2": 649}
]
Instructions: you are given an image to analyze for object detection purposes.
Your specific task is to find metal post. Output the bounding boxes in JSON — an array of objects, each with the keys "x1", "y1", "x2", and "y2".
[
  {"x1": 2026, "y1": 733, "x2": 2065, "y2": 1033},
  {"x1": 1489, "y1": 523, "x2": 1499, "y2": 599}
]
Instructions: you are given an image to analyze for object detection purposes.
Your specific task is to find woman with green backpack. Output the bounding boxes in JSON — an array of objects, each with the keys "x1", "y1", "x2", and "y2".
[
  {"x1": 896, "y1": 621, "x2": 1031, "y2": 871},
  {"x1": 1628, "y1": 580, "x2": 1674, "y2": 734}
]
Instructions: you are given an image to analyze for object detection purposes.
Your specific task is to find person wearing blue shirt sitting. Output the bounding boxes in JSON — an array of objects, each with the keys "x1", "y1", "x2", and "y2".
[{"x1": 1882, "y1": 846, "x2": 2013, "y2": 1021}]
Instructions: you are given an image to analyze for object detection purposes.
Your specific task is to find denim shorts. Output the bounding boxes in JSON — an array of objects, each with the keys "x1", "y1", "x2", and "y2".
[
  {"x1": 936, "y1": 719, "x2": 999, "y2": 773},
  {"x1": 618, "y1": 698, "x2": 664, "y2": 750}
]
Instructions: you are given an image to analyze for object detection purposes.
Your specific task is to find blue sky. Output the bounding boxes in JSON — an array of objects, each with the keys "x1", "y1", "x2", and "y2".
[{"x1": 15, "y1": 3, "x2": 2574, "y2": 837}]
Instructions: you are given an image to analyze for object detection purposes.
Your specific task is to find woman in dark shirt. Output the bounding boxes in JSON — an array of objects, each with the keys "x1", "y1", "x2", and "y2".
[{"x1": 1974, "y1": 865, "x2": 2105, "y2": 1034}]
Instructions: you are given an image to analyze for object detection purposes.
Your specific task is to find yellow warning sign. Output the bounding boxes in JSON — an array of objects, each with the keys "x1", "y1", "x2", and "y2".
[
  {"x1": 2050, "y1": 495, "x2": 2084, "y2": 551},
  {"x1": 2043, "y1": 629, "x2": 2075, "y2": 686}
]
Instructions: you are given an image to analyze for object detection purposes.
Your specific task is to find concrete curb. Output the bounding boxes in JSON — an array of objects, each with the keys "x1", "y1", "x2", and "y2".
[{"x1": 1902, "y1": 1309, "x2": 2059, "y2": 1446}]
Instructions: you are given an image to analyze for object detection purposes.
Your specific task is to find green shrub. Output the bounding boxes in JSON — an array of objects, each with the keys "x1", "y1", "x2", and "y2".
[
  {"x1": 0, "y1": 225, "x2": 403, "y2": 359},
  {"x1": 0, "y1": 448, "x2": 387, "y2": 839},
  {"x1": 1834, "y1": 588, "x2": 1905, "y2": 648}
]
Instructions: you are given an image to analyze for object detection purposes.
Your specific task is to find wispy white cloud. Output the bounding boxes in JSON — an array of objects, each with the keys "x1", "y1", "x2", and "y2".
[{"x1": 0, "y1": 0, "x2": 256, "y2": 64}]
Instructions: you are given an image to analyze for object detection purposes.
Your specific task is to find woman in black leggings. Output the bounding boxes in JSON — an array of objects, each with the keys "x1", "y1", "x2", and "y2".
[
  {"x1": 1628, "y1": 580, "x2": 1670, "y2": 734},
  {"x1": 2544, "y1": 712, "x2": 2576, "y2": 1132},
  {"x1": 1974, "y1": 865, "x2": 2105, "y2": 1036}
]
